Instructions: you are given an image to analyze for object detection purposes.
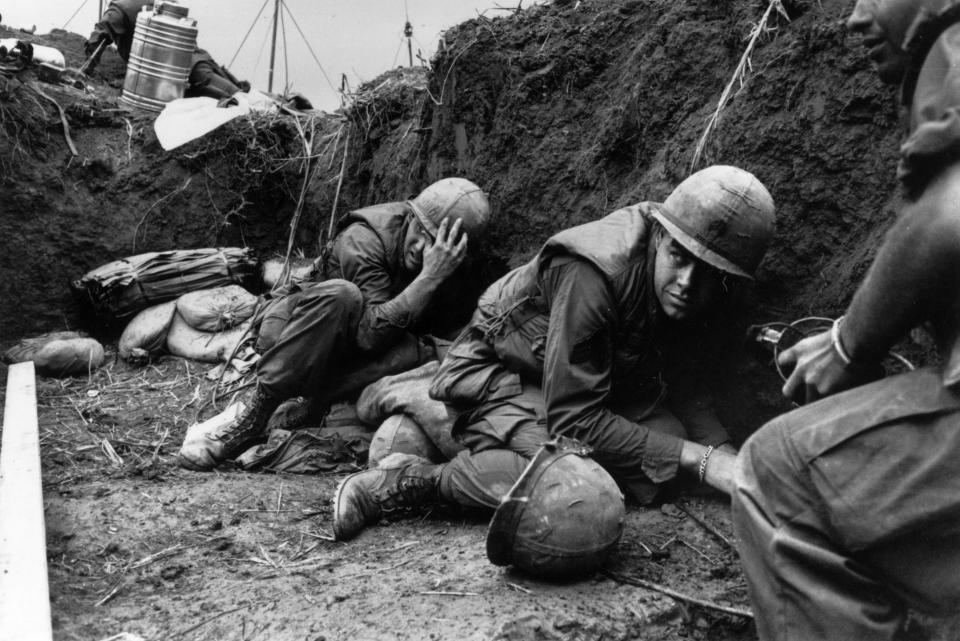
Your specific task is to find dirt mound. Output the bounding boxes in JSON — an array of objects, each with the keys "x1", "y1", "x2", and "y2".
[{"x1": 1, "y1": 1, "x2": 954, "y2": 639}]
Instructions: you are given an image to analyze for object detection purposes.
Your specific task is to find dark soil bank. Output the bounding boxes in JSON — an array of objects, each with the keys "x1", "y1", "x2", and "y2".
[{"x1": 1, "y1": 0, "x2": 923, "y2": 431}]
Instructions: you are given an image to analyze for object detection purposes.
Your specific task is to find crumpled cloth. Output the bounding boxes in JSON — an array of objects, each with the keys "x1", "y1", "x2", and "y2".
[
  {"x1": 234, "y1": 361, "x2": 465, "y2": 473},
  {"x1": 236, "y1": 401, "x2": 372, "y2": 473},
  {"x1": 154, "y1": 89, "x2": 279, "y2": 151},
  {"x1": 236, "y1": 427, "x2": 371, "y2": 474},
  {"x1": 356, "y1": 360, "x2": 465, "y2": 460}
]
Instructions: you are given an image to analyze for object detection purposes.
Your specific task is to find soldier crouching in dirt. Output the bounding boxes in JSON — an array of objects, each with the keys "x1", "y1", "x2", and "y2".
[
  {"x1": 178, "y1": 178, "x2": 491, "y2": 471},
  {"x1": 332, "y1": 165, "x2": 776, "y2": 542},
  {"x1": 84, "y1": 0, "x2": 250, "y2": 100},
  {"x1": 731, "y1": 1, "x2": 960, "y2": 639}
]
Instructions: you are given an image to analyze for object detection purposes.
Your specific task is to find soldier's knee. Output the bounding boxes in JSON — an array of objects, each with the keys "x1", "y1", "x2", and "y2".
[
  {"x1": 734, "y1": 412, "x2": 804, "y2": 511},
  {"x1": 321, "y1": 279, "x2": 363, "y2": 310}
]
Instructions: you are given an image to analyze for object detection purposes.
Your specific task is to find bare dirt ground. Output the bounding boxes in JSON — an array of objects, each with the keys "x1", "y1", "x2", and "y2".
[{"x1": 21, "y1": 352, "x2": 753, "y2": 641}]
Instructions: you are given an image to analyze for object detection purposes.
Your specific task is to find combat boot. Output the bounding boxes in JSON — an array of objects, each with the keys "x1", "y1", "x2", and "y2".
[
  {"x1": 333, "y1": 453, "x2": 444, "y2": 541},
  {"x1": 178, "y1": 385, "x2": 282, "y2": 471}
]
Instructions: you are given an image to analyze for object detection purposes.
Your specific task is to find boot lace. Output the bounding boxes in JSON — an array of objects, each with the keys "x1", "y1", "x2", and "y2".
[
  {"x1": 379, "y1": 474, "x2": 435, "y2": 518},
  {"x1": 218, "y1": 391, "x2": 270, "y2": 451}
]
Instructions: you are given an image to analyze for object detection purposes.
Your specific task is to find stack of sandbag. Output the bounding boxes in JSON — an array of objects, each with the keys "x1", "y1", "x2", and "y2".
[
  {"x1": 72, "y1": 247, "x2": 259, "y2": 324},
  {"x1": 119, "y1": 284, "x2": 259, "y2": 364},
  {"x1": 3, "y1": 331, "x2": 105, "y2": 378}
]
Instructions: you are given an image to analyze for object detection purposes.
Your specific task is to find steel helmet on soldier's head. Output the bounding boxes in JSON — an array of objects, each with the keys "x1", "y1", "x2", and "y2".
[
  {"x1": 408, "y1": 178, "x2": 491, "y2": 241},
  {"x1": 486, "y1": 440, "x2": 625, "y2": 581},
  {"x1": 652, "y1": 165, "x2": 775, "y2": 280}
]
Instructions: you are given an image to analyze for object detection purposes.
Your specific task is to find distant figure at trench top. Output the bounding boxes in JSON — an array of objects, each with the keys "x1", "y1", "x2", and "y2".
[
  {"x1": 84, "y1": 0, "x2": 250, "y2": 100},
  {"x1": 178, "y1": 178, "x2": 491, "y2": 471},
  {"x1": 333, "y1": 165, "x2": 776, "y2": 542},
  {"x1": 732, "y1": 0, "x2": 960, "y2": 639}
]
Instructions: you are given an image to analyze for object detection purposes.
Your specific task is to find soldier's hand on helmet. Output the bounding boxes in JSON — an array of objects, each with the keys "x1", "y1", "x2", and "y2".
[
  {"x1": 420, "y1": 217, "x2": 468, "y2": 282},
  {"x1": 779, "y1": 329, "x2": 868, "y2": 404}
]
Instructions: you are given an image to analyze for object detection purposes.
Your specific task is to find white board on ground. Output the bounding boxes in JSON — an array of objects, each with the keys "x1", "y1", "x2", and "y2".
[{"x1": 0, "y1": 362, "x2": 52, "y2": 641}]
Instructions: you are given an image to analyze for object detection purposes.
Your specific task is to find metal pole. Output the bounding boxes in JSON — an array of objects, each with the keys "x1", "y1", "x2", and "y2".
[
  {"x1": 404, "y1": 20, "x2": 413, "y2": 67},
  {"x1": 267, "y1": 0, "x2": 280, "y2": 92}
]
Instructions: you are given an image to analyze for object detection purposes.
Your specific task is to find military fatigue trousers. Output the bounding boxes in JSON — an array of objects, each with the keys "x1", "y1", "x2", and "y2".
[{"x1": 732, "y1": 367, "x2": 960, "y2": 641}]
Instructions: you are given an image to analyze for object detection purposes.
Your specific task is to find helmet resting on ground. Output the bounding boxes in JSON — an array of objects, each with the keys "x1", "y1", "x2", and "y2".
[
  {"x1": 368, "y1": 414, "x2": 443, "y2": 467},
  {"x1": 652, "y1": 165, "x2": 775, "y2": 279},
  {"x1": 486, "y1": 439, "x2": 625, "y2": 581},
  {"x1": 408, "y1": 177, "x2": 491, "y2": 241}
]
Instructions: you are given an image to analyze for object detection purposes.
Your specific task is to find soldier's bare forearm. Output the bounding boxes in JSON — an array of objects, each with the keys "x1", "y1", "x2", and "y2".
[{"x1": 842, "y1": 164, "x2": 960, "y2": 364}]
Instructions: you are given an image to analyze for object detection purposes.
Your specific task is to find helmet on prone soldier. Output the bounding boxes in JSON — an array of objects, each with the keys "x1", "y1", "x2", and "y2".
[
  {"x1": 651, "y1": 165, "x2": 775, "y2": 280},
  {"x1": 408, "y1": 178, "x2": 491, "y2": 242}
]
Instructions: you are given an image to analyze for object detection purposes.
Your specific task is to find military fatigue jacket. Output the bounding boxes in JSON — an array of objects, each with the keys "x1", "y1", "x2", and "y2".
[{"x1": 431, "y1": 203, "x2": 729, "y2": 482}]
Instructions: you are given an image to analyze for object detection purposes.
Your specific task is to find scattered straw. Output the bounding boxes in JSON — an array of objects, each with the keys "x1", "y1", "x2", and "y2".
[
  {"x1": 690, "y1": 0, "x2": 788, "y2": 171},
  {"x1": 604, "y1": 571, "x2": 753, "y2": 619}
]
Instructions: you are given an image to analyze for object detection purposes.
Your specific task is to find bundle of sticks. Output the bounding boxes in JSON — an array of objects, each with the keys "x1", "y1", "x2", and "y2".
[{"x1": 72, "y1": 247, "x2": 259, "y2": 323}]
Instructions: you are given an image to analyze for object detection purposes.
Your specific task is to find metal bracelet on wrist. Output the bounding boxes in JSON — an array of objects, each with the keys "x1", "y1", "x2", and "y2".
[
  {"x1": 831, "y1": 315, "x2": 854, "y2": 367},
  {"x1": 697, "y1": 445, "x2": 714, "y2": 485}
]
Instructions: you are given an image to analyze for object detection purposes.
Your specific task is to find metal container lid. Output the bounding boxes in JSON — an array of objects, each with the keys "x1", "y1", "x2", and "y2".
[{"x1": 156, "y1": 0, "x2": 190, "y2": 19}]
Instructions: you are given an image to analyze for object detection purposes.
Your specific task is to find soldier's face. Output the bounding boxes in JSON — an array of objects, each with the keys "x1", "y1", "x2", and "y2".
[
  {"x1": 846, "y1": 0, "x2": 914, "y2": 84},
  {"x1": 402, "y1": 216, "x2": 432, "y2": 273},
  {"x1": 653, "y1": 231, "x2": 723, "y2": 321}
]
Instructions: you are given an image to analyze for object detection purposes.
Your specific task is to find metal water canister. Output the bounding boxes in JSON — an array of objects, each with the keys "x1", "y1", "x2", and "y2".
[{"x1": 120, "y1": 0, "x2": 198, "y2": 112}]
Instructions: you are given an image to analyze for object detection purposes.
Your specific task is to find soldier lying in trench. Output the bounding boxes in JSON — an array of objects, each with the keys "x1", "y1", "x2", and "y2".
[
  {"x1": 333, "y1": 165, "x2": 777, "y2": 545},
  {"x1": 84, "y1": 0, "x2": 250, "y2": 100}
]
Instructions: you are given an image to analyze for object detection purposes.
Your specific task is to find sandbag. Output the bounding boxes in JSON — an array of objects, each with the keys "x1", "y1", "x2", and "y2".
[
  {"x1": 118, "y1": 300, "x2": 177, "y2": 361},
  {"x1": 34, "y1": 339, "x2": 106, "y2": 377},
  {"x1": 3, "y1": 331, "x2": 87, "y2": 363},
  {"x1": 71, "y1": 247, "x2": 259, "y2": 323},
  {"x1": 176, "y1": 285, "x2": 258, "y2": 332},
  {"x1": 165, "y1": 312, "x2": 251, "y2": 363},
  {"x1": 3, "y1": 332, "x2": 105, "y2": 378}
]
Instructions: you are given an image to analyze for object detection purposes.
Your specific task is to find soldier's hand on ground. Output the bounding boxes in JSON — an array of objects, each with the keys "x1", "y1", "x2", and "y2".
[
  {"x1": 420, "y1": 217, "x2": 468, "y2": 283},
  {"x1": 779, "y1": 329, "x2": 861, "y2": 404}
]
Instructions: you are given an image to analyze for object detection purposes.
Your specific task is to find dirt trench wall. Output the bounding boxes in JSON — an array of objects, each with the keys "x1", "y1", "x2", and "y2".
[
  {"x1": 403, "y1": 0, "x2": 911, "y2": 430},
  {"x1": 1, "y1": 0, "x2": 913, "y2": 432},
  {"x1": 419, "y1": 0, "x2": 903, "y2": 307}
]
